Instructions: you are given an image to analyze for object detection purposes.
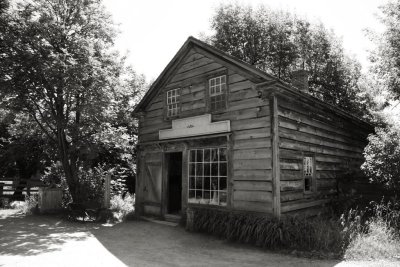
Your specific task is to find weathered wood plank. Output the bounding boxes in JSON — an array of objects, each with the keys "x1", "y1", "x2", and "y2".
[
  {"x1": 271, "y1": 94, "x2": 281, "y2": 218},
  {"x1": 281, "y1": 180, "x2": 303, "y2": 191},
  {"x1": 234, "y1": 169, "x2": 272, "y2": 181},
  {"x1": 231, "y1": 117, "x2": 270, "y2": 131},
  {"x1": 229, "y1": 88, "x2": 259, "y2": 102},
  {"x1": 234, "y1": 190, "x2": 273, "y2": 202},
  {"x1": 233, "y1": 148, "x2": 271, "y2": 160},
  {"x1": 234, "y1": 181, "x2": 272, "y2": 191},
  {"x1": 229, "y1": 73, "x2": 247, "y2": 84},
  {"x1": 177, "y1": 56, "x2": 214, "y2": 74},
  {"x1": 233, "y1": 200, "x2": 273, "y2": 213},
  {"x1": 280, "y1": 170, "x2": 301, "y2": 181},
  {"x1": 181, "y1": 99, "x2": 205, "y2": 111},
  {"x1": 279, "y1": 137, "x2": 362, "y2": 159},
  {"x1": 213, "y1": 106, "x2": 270, "y2": 121},
  {"x1": 279, "y1": 116, "x2": 366, "y2": 147},
  {"x1": 228, "y1": 98, "x2": 265, "y2": 112},
  {"x1": 280, "y1": 191, "x2": 304, "y2": 202},
  {"x1": 279, "y1": 127, "x2": 364, "y2": 153},
  {"x1": 233, "y1": 138, "x2": 271, "y2": 150},
  {"x1": 234, "y1": 159, "x2": 272, "y2": 170},
  {"x1": 229, "y1": 80, "x2": 254, "y2": 92},
  {"x1": 234, "y1": 128, "x2": 270, "y2": 140},
  {"x1": 170, "y1": 62, "x2": 224, "y2": 83},
  {"x1": 281, "y1": 199, "x2": 331, "y2": 213}
]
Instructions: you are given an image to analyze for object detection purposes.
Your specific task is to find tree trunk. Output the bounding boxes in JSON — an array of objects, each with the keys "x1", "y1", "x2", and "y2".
[{"x1": 56, "y1": 127, "x2": 80, "y2": 203}]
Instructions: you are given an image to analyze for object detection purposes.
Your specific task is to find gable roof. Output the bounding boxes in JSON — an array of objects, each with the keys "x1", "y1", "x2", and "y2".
[
  {"x1": 134, "y1": 36, "x2": 372, "y2": 130},
  {"x1": 133, "y1": 36, "x2": 280, "y2": 113}
]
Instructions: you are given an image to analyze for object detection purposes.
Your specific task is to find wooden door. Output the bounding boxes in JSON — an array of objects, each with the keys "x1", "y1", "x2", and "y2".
[{"x1": 142, "y1": 153, "x2": 163, "y2": 212}]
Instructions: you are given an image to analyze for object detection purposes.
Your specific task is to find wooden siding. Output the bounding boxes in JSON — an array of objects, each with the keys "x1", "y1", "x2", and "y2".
[
  {"x1": 138, "y1": 47, "x2": 274, "y2": 214},
  {"x1": 277, "y1": 94, "x2": 370, "y2": 214}
]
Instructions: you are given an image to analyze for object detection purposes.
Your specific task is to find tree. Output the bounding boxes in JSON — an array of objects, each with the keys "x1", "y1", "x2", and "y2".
[
  {"x1": 362, "y1": 126, "x2": 400, "y2": 193},
  {"x1": 0, "y1": 0, "x2": 144, "y2": 202},
  {"x1": 207, "y1": 3, "x2": 368, "y2": 117},
  {"x1": 369, "y1": 0, "x2": 400, "y2": 100}
]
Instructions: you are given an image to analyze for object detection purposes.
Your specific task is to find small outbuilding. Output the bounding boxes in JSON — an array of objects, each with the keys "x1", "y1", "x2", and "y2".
[{"x1": 133, "y1": 37, "x2": 373, "y2": 221}]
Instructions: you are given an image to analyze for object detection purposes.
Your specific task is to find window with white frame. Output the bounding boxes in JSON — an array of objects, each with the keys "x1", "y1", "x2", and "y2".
[
  {"x1": 166, "y1": 88, "x2": 180, "y2": 117},
  {"x1": 209, "y1": 75, "x2": 227, "y2": 111},
  {"x1": 188, "y1": 148, "x2": 227, "y2": 206},
  {"x1": 303, "y1": 156, "x2": 314, "y2": 192}
]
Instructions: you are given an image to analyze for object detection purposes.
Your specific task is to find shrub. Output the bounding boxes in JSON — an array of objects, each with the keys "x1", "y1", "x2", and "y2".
[
  {"x1": 344, "y1": 201, "x2": 400, "y2": 260},
  {"x1": 10, "y1": 194, "x2": 38, "y2": 214},
  {"x1": 110, "y1": 193, "x2": 135, "y2": 222},
  {"x1": 191, "y1": 208, "x2": 343, "y2": 255},
  {"x1": 362, "y1": 127, "x2": 400, "y2": 193}
]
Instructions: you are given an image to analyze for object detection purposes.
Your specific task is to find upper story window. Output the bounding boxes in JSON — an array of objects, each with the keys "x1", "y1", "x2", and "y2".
[
  {"x1": 167, "y1": 88, "x2": 180, "y2": 117},
  {"x1": 303, "y1": 156, "x2": 314, "y2": 193},
  {"x1": 209, "y1": 75, "x2": 227, "y2": 111}
]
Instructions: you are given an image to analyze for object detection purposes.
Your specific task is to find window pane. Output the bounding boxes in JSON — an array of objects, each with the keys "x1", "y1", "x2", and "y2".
[
  {"x1": 204, "y1": 176, "x2": 211, "y2": 190},
  {"x1": 204, "y1": 163, "x2": 210, "y2": 176},
  {"x1": 219, "y1": 148, "x2": 227, "y2": 161},
  {"x1": 189, "y1": 176, "x2": 195, "y2": 190},
  {"x1": 220, "y1": 177, "x2": 227, "y2": 191},
  {"x1": 220, "y1": 191, "x2": 227, "y2": 206},
  {"x1": 203, "y1": 191, "x2": 211, "y2": 204},
  {"x1": 211, "y1": 163, "x2": 218, "y2": 176},
  {"x1": 195, "y1": 190, "x2": 202, "y2": 200},
  {"x1": 188, "y1": 190, "x2": 195, "y2": 202},
  {"x1": 210, "y1": 191, "x2": 218, "y2": 205},
  {"x1": 189, "y1": 163, "x2": 195, "y2": 176},
  {"x1": 304, "y1": 177, "x2": 311, "y2": 191},
  {"x1": 196, "y1": 163, "x2": 203, "y2": 176},
  {"x1": 190, "y1": 150, "x2": 196, "y2": 162},
  {"x1": 196, "y1": 177, "x2": 202, "y2": 190},
  {"x1": 204, "y1": 149, "x2": 210, "y2": 162},
  {"x1": 220, "y1": 162, "x2": 227, "y2": 176},
  {"x1": 211, "y1": 149, "x2": 218, "y2": 162},
  {"x1": 211, "y1": 177, "x2": 218, "y2": 190},
  {"x1": 196, "y1": 150, "x2": 203, "y2": 162}
]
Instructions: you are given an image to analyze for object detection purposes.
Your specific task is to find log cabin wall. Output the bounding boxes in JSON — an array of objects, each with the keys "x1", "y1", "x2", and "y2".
[
  {"x1": 137, "y1": 47, "x2": 274, "y2": 215},
  {"x1": 275, "y1": 88, "x2": 372, "y2": 216}
]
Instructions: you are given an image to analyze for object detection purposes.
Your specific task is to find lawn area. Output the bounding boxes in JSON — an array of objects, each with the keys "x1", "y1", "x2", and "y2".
[{"x1": 0, "y1": 209, "x2": 398, "y2": 267}]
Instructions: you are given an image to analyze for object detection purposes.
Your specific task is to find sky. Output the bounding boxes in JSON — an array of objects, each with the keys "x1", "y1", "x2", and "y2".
[{"x1": 103, "y1": 0, "x2": 384, "y2": 82}]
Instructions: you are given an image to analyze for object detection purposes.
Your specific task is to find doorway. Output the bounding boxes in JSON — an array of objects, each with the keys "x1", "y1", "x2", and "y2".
[{"x1": 166, "y1": 152, "x2": 182, "y2": 214}]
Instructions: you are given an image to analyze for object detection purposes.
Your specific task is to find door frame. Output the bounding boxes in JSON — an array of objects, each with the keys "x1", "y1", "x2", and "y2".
[{"x1": 161, "y1": 147, "x2": 187, "y2": 217}]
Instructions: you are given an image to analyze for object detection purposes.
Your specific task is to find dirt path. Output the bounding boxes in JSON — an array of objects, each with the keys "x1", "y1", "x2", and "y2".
[{"x1": 0, "y1": 209, "x2": 396, "y2": 267}]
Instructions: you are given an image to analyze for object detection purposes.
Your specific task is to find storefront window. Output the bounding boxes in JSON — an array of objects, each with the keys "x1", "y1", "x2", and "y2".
[{"x1": 188, "y1": 148, "x2": 227, "y2": 206}]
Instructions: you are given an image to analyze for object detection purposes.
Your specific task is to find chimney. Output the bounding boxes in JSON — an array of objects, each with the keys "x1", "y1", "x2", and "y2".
[{"x1": 291, "y1": 69, "x2": 309, "y2": 93}]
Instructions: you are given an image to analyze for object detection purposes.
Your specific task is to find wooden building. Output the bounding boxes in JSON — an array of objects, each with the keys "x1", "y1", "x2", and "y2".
[{"x1": 133, "y1": 37, "x2": 373, "y2": 221}]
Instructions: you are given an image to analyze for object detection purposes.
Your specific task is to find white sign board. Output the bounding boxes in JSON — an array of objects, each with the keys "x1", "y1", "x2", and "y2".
[{"x1": 159, "y1": 114, "x2": 230, "y2": 140}]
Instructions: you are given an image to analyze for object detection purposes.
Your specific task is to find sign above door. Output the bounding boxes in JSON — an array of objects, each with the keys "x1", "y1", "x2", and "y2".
[{"x1": 159, "y1": 114, "x2": 230, "y2": 140}]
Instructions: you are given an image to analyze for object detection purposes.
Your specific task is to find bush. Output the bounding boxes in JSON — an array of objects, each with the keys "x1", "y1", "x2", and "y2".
[
  {"x1": 10, "y1": 194, "x2": 38, "y2": 214},
  {"x1": 191, "y1": 201, "x2": 400, "y2": 259},
  {"x1": 343, "y1": 201, "x2": 400, "y2": 260},
  {"x1": 362, "y1": 127, "x2": 400, "y2": 193},
  {"x1": 110, "y1": 193, "x2": 135, "y2": 222},
  {"x1": 191, "y1": 208, "x2": 343, "y2": 256}
]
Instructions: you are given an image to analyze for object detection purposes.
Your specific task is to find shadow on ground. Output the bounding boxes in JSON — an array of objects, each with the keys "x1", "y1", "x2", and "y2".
[
  {"x1": 92, "y1": 219, "x2": 341, "y2": 267},
  {"x1": 0, "y1": 210, "x2": 93, "y2": 256},
  {"x1": 0, "y1": 209, "x2": 344, "y2": 267}
]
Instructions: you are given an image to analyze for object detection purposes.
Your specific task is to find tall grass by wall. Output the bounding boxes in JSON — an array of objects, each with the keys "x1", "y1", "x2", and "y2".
[{"x1": 191, "y1": 208, "x2": 344, "y2": 255}]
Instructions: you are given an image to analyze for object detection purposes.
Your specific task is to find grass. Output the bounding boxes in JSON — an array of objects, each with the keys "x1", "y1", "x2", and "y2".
[
  {"x1": 345, "y1": 219, "x2": 400, "y2": 260},
  {"x1": 110, "y1": 193, "x2": 135, "y2": 222},
  {"x1": 10, "y1": 194, "x2": 39, "y2": 214},
  {"x1": 191, "y1": 208, "x2": 343, "y2": 257},
  {"x1": 190, "y1": 200, "x2": 400, "y2": 260},
  {"x1": 343, "y1": 200, "x2": 400, "y2": 260}
]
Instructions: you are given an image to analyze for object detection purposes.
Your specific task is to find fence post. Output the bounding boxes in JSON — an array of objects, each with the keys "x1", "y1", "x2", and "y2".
[{"x1": 103, "y1": 173, "x2": 111, "y2": 208}]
